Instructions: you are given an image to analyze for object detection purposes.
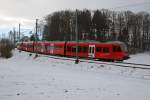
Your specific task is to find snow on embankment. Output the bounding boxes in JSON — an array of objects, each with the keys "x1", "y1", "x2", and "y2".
[
  {"x1": 126, "y1": 52, "x2": 150, "y2": 64},
  {"x1": 0, "y1": 50, "x2": 150, "y2": 100}
]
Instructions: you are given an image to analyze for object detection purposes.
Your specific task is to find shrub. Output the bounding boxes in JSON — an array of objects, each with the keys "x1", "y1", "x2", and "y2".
[{"x1": 0, "y1": 39, "x2": 14, "y2": 58}]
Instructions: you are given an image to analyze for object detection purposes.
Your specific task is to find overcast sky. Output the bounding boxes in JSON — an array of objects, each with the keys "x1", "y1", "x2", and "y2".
[{"x1": 0, "y1": 0, "x2": 150, "y2": 37}]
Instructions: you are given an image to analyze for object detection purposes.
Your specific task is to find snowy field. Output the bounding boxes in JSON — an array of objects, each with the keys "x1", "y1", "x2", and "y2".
[{"x1": 0, "y1": 50, "x2": 150, "y2": 100}]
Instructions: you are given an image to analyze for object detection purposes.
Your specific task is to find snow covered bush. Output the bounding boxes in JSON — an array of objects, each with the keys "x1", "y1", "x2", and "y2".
[{"x1": 0, "y1": 39, "x2": 14, "y2": 58}]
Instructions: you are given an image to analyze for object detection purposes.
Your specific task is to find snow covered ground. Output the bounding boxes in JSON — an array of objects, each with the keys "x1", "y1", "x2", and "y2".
[{"x1": 0, "y1": 50, "x2": 150, "y2": 100}]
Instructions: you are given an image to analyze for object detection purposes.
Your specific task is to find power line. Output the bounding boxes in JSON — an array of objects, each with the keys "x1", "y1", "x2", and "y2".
[{"x1": 110, "y1": 1, "x2": 150, "y2": 10}]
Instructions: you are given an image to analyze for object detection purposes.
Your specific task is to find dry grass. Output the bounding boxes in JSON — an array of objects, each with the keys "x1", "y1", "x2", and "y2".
[{"x1": 0, "y1": 39, "x2": 14, "y2": 58}]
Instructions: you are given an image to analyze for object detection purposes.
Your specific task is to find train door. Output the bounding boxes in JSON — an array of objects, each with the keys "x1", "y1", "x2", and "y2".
[
  {"x1": 88, "y1": 45, "x2": 95, "y2": 58},
  {"x1": 50, "y1": 43, "x2": 54, "y2": 54},
  {"x1": 41, "y1": 43, "x2": 45, "y2": 53}
]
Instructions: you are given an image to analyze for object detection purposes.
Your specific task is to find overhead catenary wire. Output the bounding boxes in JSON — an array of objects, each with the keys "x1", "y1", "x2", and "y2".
[
  {"x1": 112, "y1": 1, "x2": 150, "y2": 9},
  {"x1": 110, "y1": 1, "x2": 150, "y2": 11}
]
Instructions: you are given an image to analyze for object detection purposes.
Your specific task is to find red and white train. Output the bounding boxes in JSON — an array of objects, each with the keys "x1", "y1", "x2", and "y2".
[{"x1": 17, "y1": 41, "x2": 129, "y2": 61}]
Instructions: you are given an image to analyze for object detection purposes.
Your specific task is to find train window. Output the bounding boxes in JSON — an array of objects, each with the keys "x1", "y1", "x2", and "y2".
[
  {"x1": 113, "y1": 46, "x2": 122, "y2": 52},
  {"x1": 41, "y1": 44, "x2": 45, "y2": 50},
  {"x1": 37, "y1": 45, "x2": 41, "y2": 50},
  {"x1": 117, "y1": 46, "x2": 121, "y2": 52},
  {"x1": 120, "y1": 44, "x2": 127, "y2": 52},
  {"x1": 82, "y1": 47, "x2": 88, "y2": 52},
  {"x1": 67, "y1": 46, "x2": 71, "y2": 52},
  {"x1": 47, "y1": 46, "x2": 50, "y2": 50},
  {"x1": 78, "y1": 46, "x2": 81, "y2": 52},
  {"x1": 47, "y1": 46, "x2": 54, "y2": 50},
  {"x1": 92, "y1": 47, "x2": 94, "y2": 53},
  {"x1": 113, "y1": 47, "x2": 116, "y2": 52},
  {"x1": 103, "y1": 47, "x2": 109, "y2": 53},
  {"x1": 30, "y1": 44, "x2": 33, "y2": 48},
  {"x1": 71, "y1": 46, "x2": 83, "y2": 52},
  {"x1": 96, "y1": 47, "x2": 102, "y2": 52},
  {"x1": 27, "y1": 44, "x2": 33, "y2": 48},
  {"x1": 72, "y1": 47, "x2": 76, "y2": 52},
  {"x1": 55, "y1": 45, "x2": 62, "y2": 49},
  {"x1": 89, "y1": 47, "x2": 92, "y2": 53},
  {"x1": 45, "y1": 46, "x2": 47, "y2": 51}
]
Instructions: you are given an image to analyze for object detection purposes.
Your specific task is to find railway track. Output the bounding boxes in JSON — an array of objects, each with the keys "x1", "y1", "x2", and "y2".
[
  {"x1": 19, "y1": 50, "x2": 150, "y2": 70},
  {"x1": 87, "y1": 60, "x2": 150, "y2": 70},
  {"x1": 115, "y1": 61, "x2": 150, "y2": 67},
  {"x1": 30, "y1": 52, "x2": 150, "y2": 70}
]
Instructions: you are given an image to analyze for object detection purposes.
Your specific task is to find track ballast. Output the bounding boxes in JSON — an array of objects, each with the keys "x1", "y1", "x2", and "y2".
[{"x1": 27, "y1": 51, "x2": 150, "y2": 70}]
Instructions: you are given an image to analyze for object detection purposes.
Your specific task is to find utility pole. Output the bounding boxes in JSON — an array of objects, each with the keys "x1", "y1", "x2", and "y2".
[
  {"x1": 36, "y1": 19, "x2": 38, "y2": 42},
  {"x1": 75, "y1": 10, "x2": 79, "y2": 64},
  {"x1": 18, "y1": 24, "x2": 21, "y2": 42},
  {"x1": 35, "y1": 19, "x2": 38, "y2": 57},
  {"x1": 13, "y1": 28, "x2": 16, "y2": 44}
]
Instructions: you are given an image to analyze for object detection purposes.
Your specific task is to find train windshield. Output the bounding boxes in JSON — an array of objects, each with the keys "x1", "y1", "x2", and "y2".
[{"x1": 120, "y1": 44, "x2": 127, "y2": 52}]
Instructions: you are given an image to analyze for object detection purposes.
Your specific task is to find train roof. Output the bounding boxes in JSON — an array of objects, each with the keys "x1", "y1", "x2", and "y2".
[
  {"x1": 18, "y1": 40, "x2": 126, "y2": 45},
  {"x1": 67, "y1": 40, "x2": 125, "y2": 45}
]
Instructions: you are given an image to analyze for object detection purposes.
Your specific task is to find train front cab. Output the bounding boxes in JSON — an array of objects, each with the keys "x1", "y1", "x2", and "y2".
[
  {"x1": 94, "y1": 44, "x2": 113, "y2": 60},
  {"x1": 110, "y1": 44, "x2": 129, "y2": 61},
  {"x1": 94, "y1": 43, "x2": 129, "y2": 61}
]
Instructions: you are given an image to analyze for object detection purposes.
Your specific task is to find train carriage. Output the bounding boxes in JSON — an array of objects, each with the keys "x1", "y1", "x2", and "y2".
[
  {"x1": 65, "y1": 41, "x2": 129, "y2": 61},
  {"x1": 94, "y1": 43, "x2": 128, "y2": 61},
  {"x1": 93, "y1": 43, "x2": 113, "y2": 60},
  {"x1": 66, "y1": 42, "x2": 89, "y2": 58},
  {"x1": 17, "y1": 41, "x2": 129, "y2": 61},
  {"x1": 45, "y1": 42, "x2": 65, "y2": 56},
  {"x1": 26, "y1": 42, "x2": 34, "y2": 52},
  {"x1": 34, "y1": 42, "x2": 46, "y2": 54}
]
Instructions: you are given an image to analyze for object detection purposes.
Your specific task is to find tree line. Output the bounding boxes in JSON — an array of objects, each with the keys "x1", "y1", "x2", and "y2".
[{"x1": 42, "y1": 9, "x2": 150, "y2": 54}]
